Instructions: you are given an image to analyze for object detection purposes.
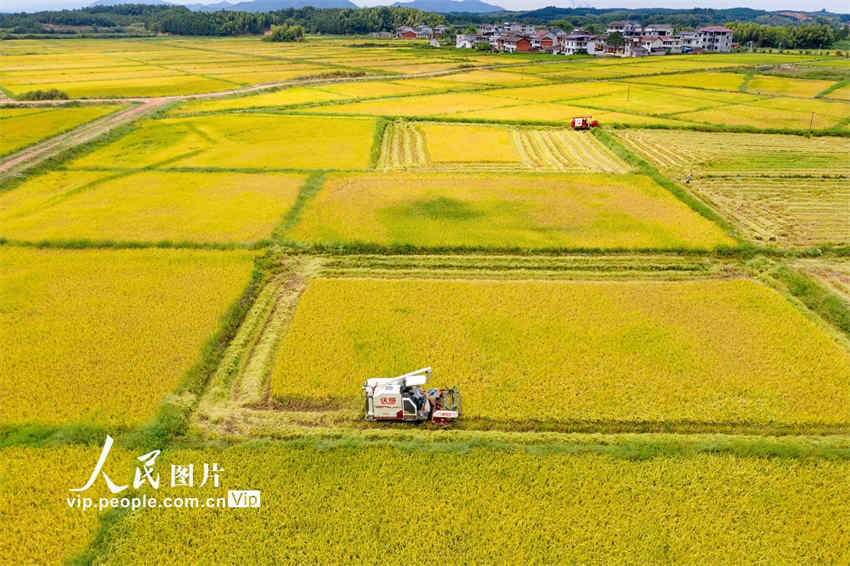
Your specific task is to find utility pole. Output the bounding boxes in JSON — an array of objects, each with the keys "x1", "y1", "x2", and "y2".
[
  {"x1": 627, "y1": 85, "x2": 630, "y2": 101},
  {"x1": 810, "y1": 112, "x2": 815, "y2": 131}
]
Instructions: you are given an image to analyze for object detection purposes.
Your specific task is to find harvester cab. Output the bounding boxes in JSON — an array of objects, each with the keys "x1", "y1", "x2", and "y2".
[
  {"x1": 570, "y1": 116, "x2": 599, "y2": 130},
  {"x1": 363, "y1": 367, "x2": 461, "y2": 424}
]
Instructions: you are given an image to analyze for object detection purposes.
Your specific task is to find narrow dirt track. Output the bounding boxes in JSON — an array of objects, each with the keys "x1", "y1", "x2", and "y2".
[{"x1": 0, "y1": 99, "x2": 166, "y2": 179}]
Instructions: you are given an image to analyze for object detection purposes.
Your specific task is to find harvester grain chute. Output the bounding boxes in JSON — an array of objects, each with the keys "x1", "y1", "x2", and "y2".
[{"x1": 363, "y1": 367, "x2": 461, "y2": 424}]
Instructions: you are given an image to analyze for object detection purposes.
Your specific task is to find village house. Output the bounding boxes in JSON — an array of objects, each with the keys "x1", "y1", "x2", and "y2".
[
  {"x1": 697, "y1": 26, "x2": 733, "y2": 52},
  {"x1": 531, "y1": 30, "x2": 559, "y2": 51},
  {"x1": 396, "y1": 26, "x2": 416, "y2": 39},
  {"x1": 562, "y1": 32, "x2": 592, "y2": 55},
  {"x1": 499, "y1": 34, "x2": 532, "y2": 53},
  {"x1": 606, "y1": 20, "x2": 642, "y2": 37},
  {"x1": 643, "y1": 24, "x2": 673, "y2": 37}
]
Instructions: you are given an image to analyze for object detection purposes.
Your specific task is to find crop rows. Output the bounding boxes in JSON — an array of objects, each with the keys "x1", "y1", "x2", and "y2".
[
  {"x1": 617, "y1": 129, "x2": 850, "y2": 176},
  {"x1": 692, "y1": 176, "x2": 850, "y2": 246},
  {"x1": 376, "y1": 120, "x2": 429, "y2": 170}
]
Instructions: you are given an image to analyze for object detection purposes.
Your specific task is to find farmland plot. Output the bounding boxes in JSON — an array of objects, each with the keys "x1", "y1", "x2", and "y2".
[
  {"x1": 745, "y1": 74, "x2": 838, "y2": 98},
  {"x1": 89, "y1": 442, "x2": 850, "y2": 565},
  {"x1": 690, "y1": 176, "x2": 850, "y2": 246},
  {"x1": 0, "y1": 170, "x2": 304, "y2": 244},
  {"x1": 378, "y1": 121, "x2": 630, "y2": 173},
  {"x1": 616, "y1": 129, "x2": 850, "y2": 176},
  {"x1": 269, "y1": 278, "x2": 850, "y2": 429},
  {"x1": 615, "y1": 129, "x2": 850, "y2": 246},
  {"x1": 0, "y1": 105, "x2": 122, "y2": 156},
  {"x1": 284, "y1": 172, "x2": 732, "y2": 250},
  {"x1": 0, "y1": 247, "x2": 256, "y2": 427},
  {"x1": 67, "y1": 114, "x2": 376, "y2": 170},
  {"x1": 0, "y1": 445, "x2": 135, "y2": 566}
]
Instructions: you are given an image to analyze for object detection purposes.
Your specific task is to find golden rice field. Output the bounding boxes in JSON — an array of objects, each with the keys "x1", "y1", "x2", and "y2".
[
  {"x1": 83, "y1": 443, "x2": 850, "y2": 565},
  {"x1": 0, "y1": 105, "x2": 121, "y2": 156},
  {"x1": 570, "y1": 84, "x2": 759, "y2": 116},
  {"x1": 283, "y1": 173, "x2": 732, "y2": 250},
  {"x1": 745, "y1": 74, "x2": 838, "y2": 98},
  {"x1": 67, "y1": 113, "x2": 376, "y2": 170},
  {"x1": 626, "y1": 71, "x2": 749, "y2": 91},
  {"x1": 0, "y1": 444, "x2": 134, "y2": 566},
  {"x1": 270, "y1": 278, "x2": 850, "y2": 427},
  {"x1": 3, "y1": 40, "x2": 850, "y2": 565},
  {"x1": 0, "y1": 170, "x2": 304, "y2": 244},
  {"x1": 0, "y1": 247, "x2": 256, "y2": 426},
  {"x1": 616, "y1": 129, "x2": 850, "y2": 176},
  {"x1": 0, "y1": 37, "x2": 485, "y2": 98},
  {"x1": 677, "y1": 96, "x2": 850, "y2": 129}
]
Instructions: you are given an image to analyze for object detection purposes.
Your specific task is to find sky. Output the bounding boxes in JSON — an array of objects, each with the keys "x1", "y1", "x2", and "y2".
[{"x1": 1, "y1": 0, "x2": 847, "y2": 14}]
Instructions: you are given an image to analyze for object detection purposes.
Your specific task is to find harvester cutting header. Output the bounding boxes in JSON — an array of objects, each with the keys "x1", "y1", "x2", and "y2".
[{"x1": 363, "y1": 367, "x2": 461, "y2": 424}]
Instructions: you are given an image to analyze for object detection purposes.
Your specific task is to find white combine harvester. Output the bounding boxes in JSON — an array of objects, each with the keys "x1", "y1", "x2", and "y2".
[{"x1": 363, "y1": 367, "x2": 461, "y2": 424}]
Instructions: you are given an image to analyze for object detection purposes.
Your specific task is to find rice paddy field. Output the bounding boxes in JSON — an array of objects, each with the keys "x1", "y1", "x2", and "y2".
[
  {"x1": 270, "y1": 277, "x2": 850, "y2": 429},
  {"x1": 283, "y1": 172, "x2": 732, "y2": 250},
  {"x1": 0, "y1": 105, "x2": 123, "y2": 156},
  {"x1": 3, "y1": 38, "x2": 850, "y2": 565},
  {"x1": 616, "y1": 129, "x2": 850, "y2": 246},
  {"x1": 0, "y1": 247, "x2": 256, "y2": 427}
]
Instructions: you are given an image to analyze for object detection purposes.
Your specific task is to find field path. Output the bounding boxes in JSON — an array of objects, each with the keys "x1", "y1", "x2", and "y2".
[{"x1": 0, "y1": 99, "x2": 166, "y2": 179}]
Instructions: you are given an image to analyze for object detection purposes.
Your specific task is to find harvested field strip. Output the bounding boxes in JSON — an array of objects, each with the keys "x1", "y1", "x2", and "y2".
[
  {"x1": 513, "y1": 129, "x2": 630, "y2": 173},
  {"x1": 616, "y1": 128, "x2": 850, "y2": 176},
  {"x1": 552, "y1": 130, "x2": 630, "y2": 174},
  {"x1": 376, "y1": 120, "x2": 428, "y2": 170},
  {"x1": 317, "y1": 254, "x2": 743, "y2": 281},
  {"x1": 691, "y1": 176, "x2": 850, "y2": 246}
]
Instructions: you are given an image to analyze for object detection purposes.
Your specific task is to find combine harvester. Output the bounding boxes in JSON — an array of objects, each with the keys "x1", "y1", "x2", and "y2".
[
  {"x1": 363, "y1": 367, "x2": 461, "y2": 424},
  {"x1": 570, "y1": 116, "x2": 599, "y2": 130}
]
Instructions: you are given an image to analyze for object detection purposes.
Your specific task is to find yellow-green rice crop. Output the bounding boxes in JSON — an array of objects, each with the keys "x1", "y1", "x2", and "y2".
[
  {"x1": 746, "y1": 74, "x2": 838, "y2": 98},
  {"x1": 448, "y1": 101, "x2": 695, "y2": 127},
  {"x1": 166, "y1": 87, "x2": 348, "y2": 116},
  {"x1": 90, "y1": 442, "x2": 850, "y2": 564},
  {"x1": 270, "y1": 278, "x2": 850, "y2": 427},
  {"x1": 306, "y1": 92, "x2": 516, "y2": 117},
  {"x1": 419, "y1": 122, "x2": 520, "y2": 163},
  {"x1": 678, "y1": 96, "x2": 850, "y2": 130},
  {"x1": 626, "y1": 71, "x2": 748, "y2": 91},
  {"x1": 0, "y1": 247, "x2": 256, "y2": 427},
  {"x1": 0, "y1": 445, "x2": 134, "y2": 566},
  {"x1": 68, "y1": 114, "x2": 376, "y2": 170},
  {"x1": 0, "y1": 170, "x2": 304, "y2": 244},
  {"x1": 0, "y1": 105, "x2": 121, "y2": 156},
  {"x1": 283, "y1": 172, "x2": 732, "y2": 250}
]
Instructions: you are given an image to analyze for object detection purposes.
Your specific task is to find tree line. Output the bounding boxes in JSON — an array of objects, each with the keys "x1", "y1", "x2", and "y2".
[
  {"x1": 0, "y1": 5, "x2": 444, "y2": 37},
  {"x1": 727, "y1": 22, "x2": 847, "y2": 49}
]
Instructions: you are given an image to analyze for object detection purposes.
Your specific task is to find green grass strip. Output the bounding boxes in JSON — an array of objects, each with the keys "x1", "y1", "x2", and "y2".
[
  {"x1": 770, "y1": 264, "x2": 850, "y2": 337},
  {"x1": 273, "y1": 171, "x2": 327, "y2": 239}
]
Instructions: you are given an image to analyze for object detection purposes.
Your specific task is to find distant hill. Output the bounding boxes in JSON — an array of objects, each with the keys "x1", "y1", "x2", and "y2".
[
  {"x1": 186, "y1": 0, "x2": 357, "y2": 11},
  {"x1": 91, "y1": 0, "x2": 171, "y2": 5},
  {"x1": 391, "y1": 0, "x2": 501, "y2": 14},
  {"x1": 91, "y1": 0, "x2": 358, "y2": 10}
]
